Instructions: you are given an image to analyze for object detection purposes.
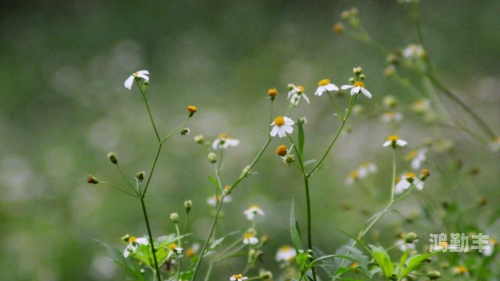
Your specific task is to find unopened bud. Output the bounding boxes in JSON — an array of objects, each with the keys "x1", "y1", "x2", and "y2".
[
  {"x1": 121, "y1": 234, "x2": 130, "y2": 242},
  {"x1": 354, "y1": 67, "x2": 362, "y2": 75},
  {"x1": 268, "y1": 88, "x2": 278, "y2": 101},
  {"x1": 170, "y1": 213, "x2": 179, "y2": 223},
  {"x1": 107, "y1": 152, "x2": 118, "y2": 165},
  {"x1": 348, "y1": 77, "x2": 355, "y2": 84},
  {"x1": 428, "y1": 271, "x2": 441, "y2": 279},
  {"x1": 276, "y1": 145, "x2": 287, "y2": 157},
  {"x1": 359, "y1": 74, "x2": 365, "y2": 80},
  {"x1": 87, "y1": 175, "x2": 99, "y2": 184},
  {"x1": 194, "y1": 135, "x2": 204, "y2": 144},
  {"x1": 283, "y1": 154, "x2": 295, "y2": 165},
  {"x1": 136, "y1": 171, "x2": 145, "y2": 183},
  {"x1": 187, "y1": 105, "x2": 197, "y2": 117},
  {"x1": 420, "y1": 169, "x2": 430, "y2": 180},
  {"x1": 184, "y1": 200, "x2": 192, "y2": 214},
  {"x1": 333, "y1": 22, "x2": 344, "y2": 34},
  {"x1": 405, "y1": 232, "x2": 418, "y2": 243},
  {"x1": 208, "y1": 152, "x2": 217, "y2": 163},
  {"x1": 181, "y1": 128, "x2": 190, "y2": 136}
]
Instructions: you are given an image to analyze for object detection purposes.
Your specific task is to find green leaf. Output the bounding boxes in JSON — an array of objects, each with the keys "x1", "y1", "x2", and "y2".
[
  {"x1": 336, "y1": 229, "x2": 371, "y2": 254},
  {"x1": 344, "y1": 246, "x2": 372, "y2": 278},
  {"x1": 209, "y1": 231, "x2": 240, "y2": 250},
  {"x1": 297, "y1": 118, "x2": 305, "y2": 157},
  {"x1": 95, "y1": 240, "x2": 146, "y2": 281},
  {"x1": 208, "y1": 176, "x2": 219, "y2": 188},
  {"x1": 369, "y1": 245, "x2": 394, "y2": 278},
  {"x1": 400, "y1": 250, "x2": 441, "y2": 278},
  {"x1": 290, "y1": 200, "x2": 303, "y2": 253},
  {"x1": 296, "y1": 252, "x2": 309, "y2": 270},
  {"x1": 399, "y1": 249, "x2": 409, "y2": 270},
  {"x1": 313, "y1": 247, "x2": 335, "y2": 275},
  {"x1": 303, "y1": 159, "x2": 317, "y2": 166}
]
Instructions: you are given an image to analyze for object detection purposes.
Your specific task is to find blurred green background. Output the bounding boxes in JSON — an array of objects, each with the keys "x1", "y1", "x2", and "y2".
[{"x1": 1, "y1": 0, "x2": 500, "y2": 280}]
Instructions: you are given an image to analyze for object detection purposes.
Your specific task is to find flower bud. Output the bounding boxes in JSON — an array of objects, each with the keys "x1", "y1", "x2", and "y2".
[
  {"x1": 184, "y1": 200, "x2": 192, "y2": 214},
  {"x1": 333, "y1": 22, "x2": 344, "y2": 34},
  {"x1": 136, "y1": 171, "x2": 145, "y2": 183},
  {"x1": 187, "y1": 105, "x2": 197, "y2": 117},
  {"x1": 359, "y1": 74, "x2": 365, "y2": 80},
  {"x1": 420, "y1": 169, "x2": 430, "y2": 180},
  {"x1": 276, "y1": 145, "x2": 287, "y2": 157},
  {"x1": 87, "y1": 175, "x2": 99, "y2": 184},
  {"x1": 194, "y1": 135, "x2": 204, "y2": 144},
  {"x1": 405, "y1": 232, "x2": 418, "y2": 243},
  {"x1": 268, "y1": 88, "x2": 278, "y2": 101},
  {"x1": 107, "y1": 152, "x2": 118, "y2": 165},
  {"x1": 181, "y1": 128, "x2": 190, "y2": 136},
  {"x1": 170, "y1": 213, "x2": 179, "y2": 223},
  {"x1": 283, "y1": 154, "x2": 295, "y2": 165},
  {"x1": 348, "y1": 77, "x2": 355, "y2": 84},
  {"x1": 208, "y1": 152, "x2": 217, "y2": 163},
  {"x1": 121, "y1": 234, "x2": 130, "y2": 242},
  {"x1": 428, "y1": 271, "x2": 441, "y2": 280}
]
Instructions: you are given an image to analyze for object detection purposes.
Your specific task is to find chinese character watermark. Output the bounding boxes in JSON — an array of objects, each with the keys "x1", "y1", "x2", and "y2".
[{"x1": 429, "y1": 233, "x2": 492, "y2": 254}]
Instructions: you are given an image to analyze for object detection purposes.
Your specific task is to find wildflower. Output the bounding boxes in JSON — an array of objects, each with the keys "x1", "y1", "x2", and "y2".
[
  {"x1": 268, "y1": 88, "x2": 278, "y2": 101},
  {"x1": 187, "y1": 105, "x2": 197, "y2": 117},
  {"x1": 276, "y1": 245, "x2": 296, "y2": 263},
  {"x1": 230, "y1": 274, "x2": 248, "y2": 281},
  {"x1": 381, "y1": 111, "x2": 403, "y2": 123},
  {"x1": 314, "y1": 79, "x2": 339, "y2": 96},
  {"x1": 207, "y1": 194, "x2": 232, "y2": 206},
  {"x1": 180, "y1": 128, "x2": 190, "y2": 136},
  {"x1": 270, "y1": 116, "x2": 294, "y2": 138},
  {"x1": 123, "y1": 236, "x2": 149, "y2": 258},
  {"x1": 340, "y1": 81, "x2": 372, "y2": 98},
  {"x1": 194, "y1": 135, "x2": 204, "y2": 144},
  {"x1": 395, "y1": 172, "x2": 423, "y2": 194},
  {"x1": 403, "y1": 44, "x2": 425, "y2": 60},
  {"x1": 243, "y1": 231, "x2": 259, "y2": 245},
  {"x1": 170, "y1": 213, "x2": 179, "y2": 223},
  {"x1": 383, "y1": 135, "x2": 407, "y2": 148},
  {"x1": 396, "y1": 239, "x2": 415, "y2": 251},
  {"x1": 166, "y1": 243, "x2": 183, "y2": 259},
  {"x1": 124, "y1": 70, "x2": 149, "y2": 90},
  {"x1": 406, "y1": 148, "x2": 427, "y2": 169},
  {"x1": 107, "y1": 152, "x2": 118, "y2": 165},
  {"x1": 244, "y1": 205, "x2": 265, "y2": 220},
  {"x1": 186, "y1": 243, "x2": 200, "y2": 257},
  {"x1": 208, "y1": 152, "x2": 217, "y2": 163},
  {"x1": 357, "y1": 162, "x2": 377, "y2": 178},
  {"x1": 135, "y1": 171, "x2": 145, "y2": 183},
  {"x1": 451, "y1": 265, "x2": 468, "y2": 276},
  {"x1": 212, "y1": 133, "x2": 239, "y2": 150},
  {"x1": 382, "y1": 96, "x2": 398, "y2": 108},
  {"x1": 287, "y1": 84, "x2": 310, "y2": 105},
  {"x1": 345, "y1": 170, "x2": 359, "y2": 185},
  {"x1": 184, "y1": 200, "x2": 192, "y2": 214}
]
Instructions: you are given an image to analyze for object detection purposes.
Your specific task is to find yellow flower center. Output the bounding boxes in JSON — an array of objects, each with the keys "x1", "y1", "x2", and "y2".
[
  {"x1": 186, "y1": 248, "x2": 195, "y2": 257},
  {"x1": 455, "y1": 266, "x2": 468, "y2": 273},
  {"x1": 276, "y1": 145, "x2": 287, "y2": 156},
  {"x1": 296, "y1": 86, "x2": 305, "y2": 93},
  {"x1": 350, "y1": 170, "x2": 358, "y2": 179},
  {"x1": 361, "y1": 162, "x2": 371, "y2": 168},
  {"x1": 406, "y1": 150, "x2": 418, "y2": 160},
  {"x1": 187, "y1": 105, "x2": 197, "y2": 113},
  {"x1": 244, "y1": 233, "x2": 255, "y2": 239},
  {"x1": 233, "y1": 274, "x2": 243, "y2": 279},
  {"x1": 280, "y1": 245, "x2": 292, "y2": 251},
  {"x1": 129, "y1": 236, "x2": 137, "y2": 243},
  {"x1": 421, "y1": 169, "x2": 430, "y2": 177},
  {"x1": 274, "y1": 116, "x2": 285, "y2": 126},
  {"x1": 405, "y1": 172, "x2": 417, "y2": 179},
  {"x1": 387, "y1": 135, "x2": 399, "y2": 141},
  {"x1": 133, "y1": 71, "x2": 139, "y2": 76},
  {"x1": 219, "y1": 133, "x2": 228, "y2": 139},
  {"x1": 268, "y1": 88, "x2": 278, "y2": 97},
  {"x1": 318, "y1": 79, "x2": 330, "y2": 86},
  {"x1": 353, "y1": 81, "x2": 365, "y2": 88},
  {"x1": 249, "y1": 205, "x2": 259, "y2": 209},
  {"x1": 168, "y1": 243, "x2": 178, "y2": 250}
]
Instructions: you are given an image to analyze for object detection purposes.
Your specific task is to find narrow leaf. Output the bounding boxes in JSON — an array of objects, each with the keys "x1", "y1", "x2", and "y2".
[
  {"x1": 297, "y1": 118, "x2": 305, "y2": 157},
  {"x1": 290, "y1": 200, "x2": 303, "y2": 253}
]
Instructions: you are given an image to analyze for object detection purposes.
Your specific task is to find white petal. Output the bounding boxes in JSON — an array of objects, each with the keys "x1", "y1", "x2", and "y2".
[
  {"x1": 136, "y1": 238, "x2": 149, "y2": 245},
  {"x1": 277, "y1": 128, "x2": 286, "y2": 138},
  {"x1": 350, "y1": 86, "x2": 360, "y2": 95},
  {"x1": 325, "y1": 84, "x2": 339, "y2": 91},
  {"x1": 314, "y1": 87, "x2": 323, "y2": 96},
  {"x1": 302, "y1": 94, "x2": 310, "y2": 104},
  {"x1": 415, "y1": 181, "x2": 424, "y2": 190},
  {"x1": 270, "y1": 126, "x2": 279, "y2": 137},
  {"x1": 137, "y1": 70, "x2": 149, "y2": 75},
  {"x1": 124, "y1": 75, "x2": 134, "y2": 90},
  {"x1": 383, "y1": 141, "x2": 392, "y2": 147},
  {"x1": 397, "y1": 140, "x2": 407, "y2": 146},
  {"x1": 284, "y1": 125, "x2": 294, "y2": 134},
  {"x1": 212, "y1": 139, "x2": 220, "y2": 150},
  {"x1": 137, "y1": 73, "x2": 149, "y2": 81},
  {"x1": 124, "y1": 249, "x2": 130, "y2": 258},
  {"x1": 360, "y1": 88, "x2": 372, "y2": 98},
  {"x1": 341, "y1": 85, "x2": 353, "y2": 90},
  {"x1": 284, "y1": 117, "x2": 294, "y2": 125}
]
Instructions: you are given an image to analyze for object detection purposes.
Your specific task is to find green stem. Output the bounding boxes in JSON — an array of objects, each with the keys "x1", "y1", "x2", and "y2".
[
  {"x1": 326, "y1": 91, "x2": 344, "y2": 120},
  {"x1": 142, "y1": 143, "x2": 163, "y2": 196},
  {"x1": 137, "y1": 81, "x2": 161, "y2": 142},
  {"x1": 303, "y1": 176, "x2": 317, "y2": 281},
  {"x1": 100, "y1": 182, "x2": 138, "y2": 198},
  {"x1": 139, "y1": 197, "x2": 162, "y2": 281},
  {"x1": 116, "y1": 164, "x2": 138, "y2": 193},
  {"x1": 175, "y1": 222, "x2": 182, "y2": 278},
  {"x1": 202, "y1": 262, "x2": 214, "y2": 281}
]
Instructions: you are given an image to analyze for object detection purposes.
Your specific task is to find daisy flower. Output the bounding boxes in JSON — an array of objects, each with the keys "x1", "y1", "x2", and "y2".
[
  {"x1": 403, "y1": 44, "x2": 425, "y2": 60},
  {"x1": 270, "y1": 116, "x2": 294, "y2": 138},
  {"x1": 383, "y1": 135, "x2": 407, "y2": 148},
  {"x1": 406, "y1": 148, "x2": 427, "y2": 169},
  {"x1": 451, "y1": 266, "x2": 469, "y2": 276},
  {"x1": 230, "y1": 274, "x2": 248, "y2": 281},
  {"x1": 243, "y1": 231, "x2": 259, "y2": 245},
  {"x1": 276, "y1": 245, "x2": 296, "y2": 263},
  {"x1": 207, "y1": 194, "x2": 232, "y2": 206},
  {"x1": 212, "y1": 133, "x2": 239, "y2": 150},
  {"x1": 381, "y1": 111, "x2": 403, "y2": 123},
  {"x1": 244, "y1": 205, "x2": 265, "y2": 220},
  {"x1": 395, "y1": 172, "x2": 423, "y2": 194},
  {"x1": 166, "y1": 243, "x2": 183, "y2": 259},
  {"x1": 314, "y1": 79, "x2": 339, "y2": 96},
  {"x1": 287, "y1": 84, "x2": 310, "y2": 105},
  {"x1": 123, "y1": 236, "x2": 149, "y2": 258},
  {"x1": 396, "y1": 239, "x2": 415, "y2": 251},
  {"x1": 345, "y1": 170, "x2": 358, "y2": 185},
  {"x1": 186, "y1": 243, "x2": 200, "y2": 257},
  {"x1": 340, "y1": 81, "x2": 372, "y2": 98},
  {"x1": 357, "y1": 162, "x2": 377, "y2": 178},
  {"x1": 124, "y1": 70, "x2": 149, "y2": 90}
]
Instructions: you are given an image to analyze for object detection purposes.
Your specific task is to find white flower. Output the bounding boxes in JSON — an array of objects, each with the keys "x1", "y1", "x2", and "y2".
[
  {"x1": 381, "y1": 111, "x2": 403, "y2": 123},
  {"x1": 340, "y1": 81, "x2": 372, "y2": 98},
  {"x1": 207, "y1": 194, "x2": 232, "y2": 206},
  {"x1": 403, "y1": 44, "x2": 425, "y2": 59},
  {"x1": 276, "y1": 245, "x2": 296, "y2": 263},
  {"x1": 406, "y1": 148, "x2": 427, "y2": 169},
  {"x1": 123, "y1": 236, "x2": 149, "y2": 258},
  {"x1": 230, "y1": 274, "x2": 248, "y2": 281},
  {"x1": 212, "y1": 133, "x2": 239, "y2": 150},
  {"x1": 124, "y1": 70, "x2": 149, "y2": 90},
  {"x1": 357, "y1": 162, "x2": 377, "y2": 178},
  {"x1": 270, "y1": 116, "x2": 294, "y2": 138},
  {"x1": 243, "y1": 231, "x2": 259, "y2": 245},
  {"x1": 314, "y1": 79, "x2": 339, "y2": 96},
  {"x1": 244, "y1": 205, "x2": 265, "y2": 220},
  {"x1": 186, "y1": 243, "x2": 200, "y2": 257},
  {"x1": 345, "y1": 170, "x2": 358, "y2": 185},
  {"x1": 166, "y1": 243, "x2": 183, "y2": 259},
  {"x1": 396, "y1": 239, "x2": 415, "y2": 251},
  {"x1": 287, "y1": 84, "x2": 309, "y2": 105},
  {"x1": 383, "y1": 135, "x2": 407, "y2": 147},
  {"x1": 395, "y1": 172, "x2": 423, "y2": 194},
  {"x1": 483, "y1": 239, "x2": 497, "y2": 256}
]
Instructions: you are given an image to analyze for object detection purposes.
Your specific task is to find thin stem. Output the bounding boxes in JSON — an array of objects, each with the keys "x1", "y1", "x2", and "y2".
[
  {"x1": 269, "y1": 100, "x2": 274, "y2": 135},
  {"x1": 142, "y1": 143, "x2": 163, "y2": 196},
  {"x1": 137, "y1": 81, "x2": 161, "y2": 143},
  {"x1": 326, "y1": 91, "x2": 344, "y2": 120},
  {"x1": 203, "y1": 262, "x2": 214, "y2": 281},
  {"x1": 191, "y1": 195, "x2": 226, "y2": 281},
  {"x1": 175, "y1": 222, "x2": 182, "y2": 278},
  {"x1": 140, "y1": 197, "x2": 162, "y2": 281},
  {"x1": 100, "y1": 182, "x2": 138, "y2": 198},
  {"x1": 161, "y1": 117, "x2": 190, "y2": 143},
  {"x1": 303, "y1": 176, "x2": 317, "y2": 281}
]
